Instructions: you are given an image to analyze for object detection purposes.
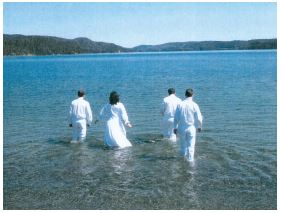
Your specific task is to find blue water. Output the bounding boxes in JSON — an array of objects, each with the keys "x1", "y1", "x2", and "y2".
[{"x1": 3, "y1": 50, "x2": 277, "y2": 209}]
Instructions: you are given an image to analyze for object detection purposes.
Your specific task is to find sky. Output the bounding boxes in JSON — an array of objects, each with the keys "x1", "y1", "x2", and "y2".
[{"x1": 3, "y1": 2, "x2": 277, "y2": 48}]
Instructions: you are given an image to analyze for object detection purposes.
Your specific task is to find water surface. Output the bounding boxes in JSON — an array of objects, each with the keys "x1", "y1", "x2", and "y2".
[{"x1": 4, "y1": 50, "x2": 277, "y2": 209}]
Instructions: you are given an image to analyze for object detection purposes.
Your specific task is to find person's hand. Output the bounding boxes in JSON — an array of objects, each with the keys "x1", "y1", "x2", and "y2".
[
  {"x1": 69, "y1": 124, "x2": 72, "y2": 127},
  {"x1": 127, "y1": 123, "x2": 133, "y2": 128},
  {"x1": 197, "y1": 128, "x2": 202, "y2": 132},
  {"x1": 173, "y1": 129, "x2": 177, "y2": 134}
]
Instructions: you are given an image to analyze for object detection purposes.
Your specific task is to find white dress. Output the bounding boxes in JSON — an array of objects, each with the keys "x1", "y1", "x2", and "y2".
[{"x1": 99, "y1": 102, "x2": 132, "y2": 148}]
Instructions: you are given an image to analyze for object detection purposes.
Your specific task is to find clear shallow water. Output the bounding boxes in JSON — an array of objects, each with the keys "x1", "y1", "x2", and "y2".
[{"x1": 3, "y1": 50, "x2": 276, "y2": 209}]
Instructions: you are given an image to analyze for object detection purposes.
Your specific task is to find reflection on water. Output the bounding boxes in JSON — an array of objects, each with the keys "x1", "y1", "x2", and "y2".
[{"x1": 110, "y1": 148, "x2": 132, "y2": 175}]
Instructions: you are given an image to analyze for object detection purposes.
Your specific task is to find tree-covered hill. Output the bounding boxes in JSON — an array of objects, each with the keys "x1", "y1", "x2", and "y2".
[
  {"x1": 3, "y1": 34, "x2": 131, "y2": 55},
  {"x1": 132, "y1": 39, "x2": 277, "y2": 52},
  {"x1": 3, "y1": 34, "x2": 277, "y2": 56}
]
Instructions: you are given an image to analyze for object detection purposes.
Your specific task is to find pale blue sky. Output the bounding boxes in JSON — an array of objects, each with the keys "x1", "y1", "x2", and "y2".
[{"x1": 3, "y1": 2, "x2": 277, "y2": 47}]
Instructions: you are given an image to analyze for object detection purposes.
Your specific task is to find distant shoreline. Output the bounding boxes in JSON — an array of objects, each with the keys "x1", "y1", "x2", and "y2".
[
  {"x1": 4, "y1": 34, "x2": 277, "y2": 56},
  {"x1": 3, "y1": 49, "x2": 277, "y2": 58}
]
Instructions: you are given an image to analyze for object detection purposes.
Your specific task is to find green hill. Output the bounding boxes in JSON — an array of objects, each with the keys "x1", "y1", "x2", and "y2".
[
  {"x1": 132, "y1": 39, "x2": 277, "y2": 52},
  {"x1": 3, "y1": 34, "x2": 130, "y2": 56},
  {"x1": 3, "y1": 34, "x2": 277, "y2": 56}
]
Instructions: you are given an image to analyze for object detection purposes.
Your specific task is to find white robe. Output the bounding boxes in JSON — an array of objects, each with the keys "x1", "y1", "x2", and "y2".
[
  {"x1": 161, "y1": 94, "x2": 182, "y2": 142},
  {"x1": 174, "y1": 97, "x2": 203, "y2": 161},
  {"x1": 99, "y1": 102, "x2": 132, "y2": 148},
  {"x1": 69, "y1": 97, "x2": 93, "y2": 142}
]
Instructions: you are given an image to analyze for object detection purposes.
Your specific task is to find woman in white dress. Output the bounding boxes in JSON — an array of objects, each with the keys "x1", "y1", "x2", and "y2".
[{"x1": 98, "y1": 91, "x2": 132, "y2": 148}]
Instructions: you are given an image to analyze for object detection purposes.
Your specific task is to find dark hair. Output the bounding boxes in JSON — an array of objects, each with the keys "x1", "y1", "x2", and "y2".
[
  {"x1": 78, "y1": 89, "x2": 85, "y2": 97},
  {"x1": 109, "y1": 91, "x2": 120, "y2": 105},
  {"x1": 168, "y1": 88, "x2": 175, "y2": 95},
  {"x1": 185, "y1": 88, "x2": 193, "y2": 97}
]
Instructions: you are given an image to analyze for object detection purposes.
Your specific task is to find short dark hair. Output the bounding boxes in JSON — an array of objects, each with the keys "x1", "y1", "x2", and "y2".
[
  {"x1": 78, "y1": 90, "x2": 85, "y2": 97},
  {"x1": 168, "y1": 88, "x2": 175, "y2": 95},
  {"x1": 109, "y1": 91, "x2": 120, "y2": 105},
  {"x1": 185, "y1": 88, "x2": 193, "y2": 97}
]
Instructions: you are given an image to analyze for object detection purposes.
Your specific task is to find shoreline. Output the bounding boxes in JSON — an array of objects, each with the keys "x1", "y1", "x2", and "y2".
[{"x1": 3, "y1": 48, "x2": 277, "y2": 57}]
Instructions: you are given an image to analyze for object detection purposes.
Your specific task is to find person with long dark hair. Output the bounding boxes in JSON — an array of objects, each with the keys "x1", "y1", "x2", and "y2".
[{"x1": 97, "y1": 91, "x2": 132, "y2": 148}]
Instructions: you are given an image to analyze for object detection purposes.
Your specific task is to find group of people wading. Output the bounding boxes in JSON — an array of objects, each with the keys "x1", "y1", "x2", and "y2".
[{"x1": 68, "y1": 88, "x2": 203, "y2": 162}]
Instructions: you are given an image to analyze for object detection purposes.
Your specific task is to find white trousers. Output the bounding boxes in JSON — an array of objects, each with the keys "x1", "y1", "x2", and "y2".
[
  {"x1": 162, "y1": 117, "x2": 177, "y2": 142},
  {"x1": 71, "y1": 119, "x2": 87, "y2": 143},
  {"x1": 179, "y1": 126, "x2": 196, "y2": 161}
]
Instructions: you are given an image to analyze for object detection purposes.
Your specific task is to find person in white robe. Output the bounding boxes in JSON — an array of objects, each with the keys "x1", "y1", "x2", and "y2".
[
  {"x1": 68, "y1": 90, "x2": 93, "y2": 143},
  {"x1": 160, "y1": 88, "x2": 182, "y2": 142},
  {"x1": 97, "y1": 91, "x2": 132, "y2": 148},
  {"x1": 174, "y1": 88, "x2": 203, "y2": 162}
]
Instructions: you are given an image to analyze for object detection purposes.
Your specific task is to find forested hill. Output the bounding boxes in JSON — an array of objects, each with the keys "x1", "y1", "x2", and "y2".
[
  {"x1": 3, "y1": 34, "x2": 131, "y2": 56},
  {"x1": 3, "y1": 34, "x2": 277, "y2": 56},
  {"x1": 132, "y1": 39, "x2": 277, "y2": 52}
]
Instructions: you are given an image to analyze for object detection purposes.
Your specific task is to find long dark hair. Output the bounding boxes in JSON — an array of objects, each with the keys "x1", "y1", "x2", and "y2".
[
  {"x1": 109, "y1": 91, "x2": 120, "y2": 105},
  {"x1": 185, "y1": 88, "x2": 193, "y2": 97}
]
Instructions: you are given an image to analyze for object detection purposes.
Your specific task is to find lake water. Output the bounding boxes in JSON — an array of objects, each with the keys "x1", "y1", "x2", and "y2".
[{"x1": 3, "y1": 50, "x2": 277, "y2": 209}]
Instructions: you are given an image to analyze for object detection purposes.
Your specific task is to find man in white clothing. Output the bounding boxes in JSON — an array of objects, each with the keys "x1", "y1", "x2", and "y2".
[
  {"x1": 69, "y1": 90, "x2": 93, "y2": 143},
  {"x1": 161, "y1": 88, "x2": 182, "y2": 142},
  {"x1": 174, "y1": 88, "x2": 203, "y2": 162}
]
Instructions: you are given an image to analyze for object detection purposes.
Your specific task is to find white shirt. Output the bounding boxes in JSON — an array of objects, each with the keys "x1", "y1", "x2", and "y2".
[
  {"x1": 69, "y1": 97, "x2": 93, "y2": 125},
  {"x1": 174, "y1": 97, "x2": 203, "y2": 132},
  {"x1": 99, "y1": 102, "x2": 130, "y2": 125},
  {"x1": 161, "y1": 94, "x2": 182, "y2": 118}
]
